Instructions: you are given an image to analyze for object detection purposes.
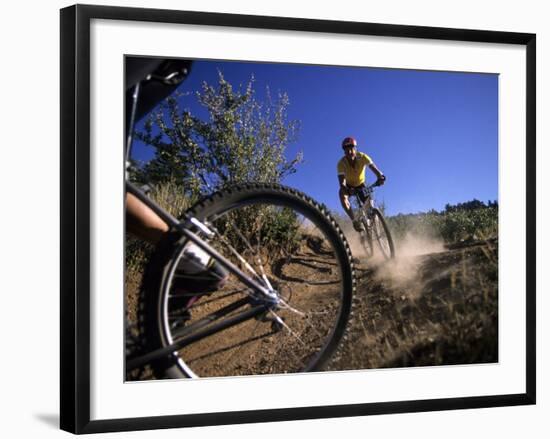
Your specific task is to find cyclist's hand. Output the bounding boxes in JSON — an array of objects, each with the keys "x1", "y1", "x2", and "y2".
[{"x1": 376, "y1": 175, "x2": 386, "y2": 186}]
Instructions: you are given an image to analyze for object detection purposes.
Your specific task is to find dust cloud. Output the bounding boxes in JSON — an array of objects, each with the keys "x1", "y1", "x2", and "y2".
[
  {"x1": 347, "y1": 230, "x2": 445, "y2": 299},
  {"x1": 345, "y1": 229, "x2": 444, "y2": 260},
  {"x1": 394, "y1": 232, "x2": 445, "y2": 257}
]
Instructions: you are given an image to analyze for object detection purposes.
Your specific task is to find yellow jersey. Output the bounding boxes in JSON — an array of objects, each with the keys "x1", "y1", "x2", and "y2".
[{"x1": 337, "y1": 152, "x2": 373, "y2": 187}]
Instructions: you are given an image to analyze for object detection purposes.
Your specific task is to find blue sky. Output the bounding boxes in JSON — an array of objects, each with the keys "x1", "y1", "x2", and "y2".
[{"x1": 132, "y1": 59, "x2": 498, "y2": 216}]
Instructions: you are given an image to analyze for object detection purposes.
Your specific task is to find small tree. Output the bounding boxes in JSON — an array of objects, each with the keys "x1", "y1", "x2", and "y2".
[
  {"x1": 135, "y1": 71, "x2": 302, "y2": 201},
  {"x1": 133, "y1": 99, "x2": 207, "y2": 199}
]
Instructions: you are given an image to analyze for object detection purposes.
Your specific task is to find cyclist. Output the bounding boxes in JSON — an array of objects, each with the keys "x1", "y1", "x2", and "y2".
[
  {"x1": 126, "y1": 57, "x2": 228, "y2": 293},
  {"x1": 337, "y1": 136, "x2": 386, "y2": 232}
]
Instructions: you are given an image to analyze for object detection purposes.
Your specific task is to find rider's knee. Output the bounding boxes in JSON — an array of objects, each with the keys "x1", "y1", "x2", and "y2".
[{"x1": 339, "y1": 188, "x2": 349, "y2": 205}]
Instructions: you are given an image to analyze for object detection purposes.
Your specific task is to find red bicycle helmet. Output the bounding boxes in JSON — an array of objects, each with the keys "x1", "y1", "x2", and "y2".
[{"x1": 342, "y1": 137, "x2": 357, "y2": 148}]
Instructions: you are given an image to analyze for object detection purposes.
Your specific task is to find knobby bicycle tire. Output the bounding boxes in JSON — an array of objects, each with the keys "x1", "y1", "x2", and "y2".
[
  {"x1": 134, "y1": 183, "x2": 356, "y2": 379},
  {"x1": 372, "y1": 208, "x2": 395, "y2": 259}
]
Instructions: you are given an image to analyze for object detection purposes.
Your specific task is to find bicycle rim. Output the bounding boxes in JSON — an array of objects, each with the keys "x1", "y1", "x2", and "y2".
[
  {"x1": 158, "y1": 184, "x2": 354, "y2": 378},
  {"x1": 372, "y1": 209, "x2": 395, "y2": 259}
]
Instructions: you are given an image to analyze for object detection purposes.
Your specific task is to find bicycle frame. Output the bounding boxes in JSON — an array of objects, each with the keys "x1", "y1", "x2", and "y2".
[{"x1": 350, "y1": 185, "x2": 376, "y2": 222}]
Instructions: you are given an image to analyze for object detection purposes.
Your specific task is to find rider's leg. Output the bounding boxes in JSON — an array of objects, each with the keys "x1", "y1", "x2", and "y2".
[
  {"x1": 126, "y1": 192, "x2": 169, "y2": 244},
  {"x1": 339, "y1": 187, "x2": 355, "y2": 221},
  {"x1": 126, "y1": 193, "x2": 228, "y2": 292},
  {"x1": 339, "y1": 187, "x2": 363, "y2": 232}
]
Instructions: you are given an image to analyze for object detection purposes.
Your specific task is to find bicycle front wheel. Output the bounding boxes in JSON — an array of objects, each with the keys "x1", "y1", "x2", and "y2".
[
  {"x1": 372, "y1": 208, "x2": 395, "y2": 259},
  {"x1": 359, "y1": 219, "x2": 374, "y2": 259},
  {"x1": 139, "y1": 183, "x2": 355, "y2": 379}
]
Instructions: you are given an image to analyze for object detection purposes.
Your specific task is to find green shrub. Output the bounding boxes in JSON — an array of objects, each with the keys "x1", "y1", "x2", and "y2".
[
  {"x1": 386, "y1": 206, "x2": 498, "y2": 244},
  {"x1": 207, "y1": 204, "x2": 301, "y2": 260}
]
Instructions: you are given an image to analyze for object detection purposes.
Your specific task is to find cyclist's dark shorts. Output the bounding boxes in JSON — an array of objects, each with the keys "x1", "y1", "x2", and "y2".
[{"x1": 346, "y1": 184, "x2": 368, "y2": 203}]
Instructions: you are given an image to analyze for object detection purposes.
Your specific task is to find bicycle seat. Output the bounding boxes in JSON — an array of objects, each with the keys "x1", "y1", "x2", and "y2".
[
  {"x1": 125, "y1": 57, "x2": 193, "y2": 135},
  {"x1": 126, "y1": 57, "x2": 192, "y2": 89}
]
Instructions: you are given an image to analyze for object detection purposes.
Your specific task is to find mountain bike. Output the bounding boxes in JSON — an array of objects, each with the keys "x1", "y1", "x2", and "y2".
[
  {"x1": 124, "y1": 64, "x2": 355, "y2": 379},
  {"x1": 350, "y1": 183, "x2": 395, "y2": 260}
]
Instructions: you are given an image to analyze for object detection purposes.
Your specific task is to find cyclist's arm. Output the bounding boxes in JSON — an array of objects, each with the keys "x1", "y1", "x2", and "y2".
[
  {"x1": 126, "y1": 193, "x2": 169, "y2": 244},
  {"x1": 338, "y1": 174, "x2": 347, "y2": 189},
  {"x1": 368, "y1": 163, "x2": 385, "y2": 181},
  {"x1": 337, "y1": 158, "x2": 348, "y2": 189}
]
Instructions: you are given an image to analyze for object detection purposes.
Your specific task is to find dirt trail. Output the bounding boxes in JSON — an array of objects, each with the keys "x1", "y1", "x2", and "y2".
[
  {"x1": 326, "y1": 237, "x2": 498, "y2": 371},
  {"x1": 127, "y1": 234, "x2": 498, "y2": 379}
]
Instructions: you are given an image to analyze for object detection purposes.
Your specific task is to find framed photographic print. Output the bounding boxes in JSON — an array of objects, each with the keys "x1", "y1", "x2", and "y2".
[{"x1": 60, "y1": 4, "x2": 536, "y2": 434}]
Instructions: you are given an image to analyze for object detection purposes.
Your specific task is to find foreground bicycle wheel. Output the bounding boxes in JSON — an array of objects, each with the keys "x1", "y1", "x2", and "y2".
[
  {"x1": 137, "y1": 183, "x2": 355, "y2": 378},
  {"x1": 371, "y1": 208, "x2": 395, "y2": 259}
]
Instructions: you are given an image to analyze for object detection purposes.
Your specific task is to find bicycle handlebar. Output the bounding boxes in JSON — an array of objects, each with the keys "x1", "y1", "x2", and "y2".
[
  {"x1": 349, "y1": 182, "x2": 379, "y2": 194},
  {"x1": 347, "y1": 181, "x2": 385, "y2": 204}
]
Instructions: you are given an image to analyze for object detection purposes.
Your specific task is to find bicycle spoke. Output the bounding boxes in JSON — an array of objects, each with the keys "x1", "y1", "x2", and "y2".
[
  {"x1": 268, "y1": 310, "x2": 307, "y2": 347},
  {"x1": 210, "y1": 224, "x2": 266, "y2": 286},
  {"x1": 228, "y1": 219, "x2": 274, "y2": 291}
]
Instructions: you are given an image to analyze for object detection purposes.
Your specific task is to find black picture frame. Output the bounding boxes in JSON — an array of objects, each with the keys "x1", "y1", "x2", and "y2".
[{"x1": 60, "y1": 4, "x2": 536, "y2": 434}]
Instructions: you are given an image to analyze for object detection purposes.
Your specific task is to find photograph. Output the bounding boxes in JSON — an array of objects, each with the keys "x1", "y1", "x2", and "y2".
[
  {"x1": 124, "y1": 56, "x2": 499, "y2": 381},
  {"x1": 57, "y1": 2, "x2": 537, "y2": 434}
]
